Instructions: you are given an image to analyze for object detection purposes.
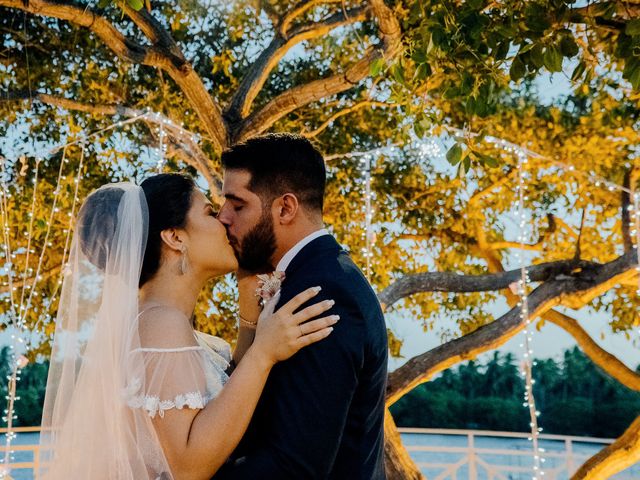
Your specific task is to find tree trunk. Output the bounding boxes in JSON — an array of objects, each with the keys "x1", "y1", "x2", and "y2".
[
  {"x1": 384, "y1": 409, "x2": 425, "y2": 480},
  {"x1": 572, "y1": 415, "x2": 640, "y2": 479}
]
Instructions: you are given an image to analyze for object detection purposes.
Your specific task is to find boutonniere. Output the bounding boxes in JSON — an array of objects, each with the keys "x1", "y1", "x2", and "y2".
[{"x1": 256, "y1": 271, "x2": 286, "y2": 308}]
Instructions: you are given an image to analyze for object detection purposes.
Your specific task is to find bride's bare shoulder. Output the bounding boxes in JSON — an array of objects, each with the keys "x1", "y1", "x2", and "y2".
[{"x1": 137, "y1": 305, "x2": 197, "y2": 349}]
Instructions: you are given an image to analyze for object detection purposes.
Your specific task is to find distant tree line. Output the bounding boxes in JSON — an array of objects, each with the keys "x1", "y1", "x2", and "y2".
[
  {"x1": 0, "y1": 349, "x2": 49, "y2": 427},
  {"x1": 390, "y1": 347, "x2": 640, "y2": 439}
]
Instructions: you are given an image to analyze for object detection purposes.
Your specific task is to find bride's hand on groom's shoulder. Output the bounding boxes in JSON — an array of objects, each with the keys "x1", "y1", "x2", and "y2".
[{"x1": 251, "y1": 287, "x2": 339, "y2": 366}]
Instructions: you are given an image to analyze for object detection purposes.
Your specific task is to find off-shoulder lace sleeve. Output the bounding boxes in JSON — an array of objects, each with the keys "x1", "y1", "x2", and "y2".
[
  {"x1": 125, "y1": 345, "x2": 229, "y2": 419},
  {"x1": 125, "y1": 307, "x2": 230, "y2": 418}
]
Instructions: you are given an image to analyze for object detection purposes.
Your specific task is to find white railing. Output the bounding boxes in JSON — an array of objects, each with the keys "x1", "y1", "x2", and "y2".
[
  {"x1": 0, "y1": 426, "x2": 41, "y2": 477},
  {"x1": 1, "y1": 427, "x2": 637, "y2": 480},
  {"x1": 397, "y1": 427, "x2": 635, "y2": 480}
]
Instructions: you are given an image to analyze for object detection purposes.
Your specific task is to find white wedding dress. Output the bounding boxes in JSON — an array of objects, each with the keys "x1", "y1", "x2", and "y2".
[{"x1": 38, "y1": 182, "x2": 232, "y2": 480}]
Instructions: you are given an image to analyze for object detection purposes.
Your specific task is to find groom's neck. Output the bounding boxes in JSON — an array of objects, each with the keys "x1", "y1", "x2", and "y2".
[{"x1": 271, "y1": 220, "x2": 324, "y2": 269}]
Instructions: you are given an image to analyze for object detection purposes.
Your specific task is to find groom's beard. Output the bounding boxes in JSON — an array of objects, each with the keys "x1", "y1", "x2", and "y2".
[{"x1": 235, "y1": 210, "x2": 277, "y2": 272}]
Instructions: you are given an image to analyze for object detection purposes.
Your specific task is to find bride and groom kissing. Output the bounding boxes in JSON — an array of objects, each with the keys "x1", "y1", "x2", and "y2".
[{"x1": 39, "y1": 133, "x2": 388, "y2": 479}]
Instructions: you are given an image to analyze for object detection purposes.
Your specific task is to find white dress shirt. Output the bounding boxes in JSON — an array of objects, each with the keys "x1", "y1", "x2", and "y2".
[{"x1": 275, "y1": 228, "x2": 330, "y2": 272}]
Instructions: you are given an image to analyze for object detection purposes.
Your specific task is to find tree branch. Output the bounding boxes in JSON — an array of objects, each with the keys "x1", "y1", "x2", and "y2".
[
  {"x1": 0, "y1": 0, "x2": 228, "y2": 152},
  {"x1": 279, "y1": 0, "x2": 345, "y2": 35},
  {"x1": 161, "y1": 129, "x2": 223, "y2": 202},
  {"x1": 226, "y1": 5, "x2": 369, "y2": 125},
  {"x1": 234, "y1": 0, "x2": 401, "y2": 142},
  {"x1": 120, "y1": 4, "x2": 228, "y2": 152},
  {"x1": 384, "y1": 250, "x2": 638, "y2": 405},
  {"x1": 544, "y1": 309, "x2": 640, "y2": 391},
  {"x1": 1, "y1": 90, "x2": 142, "y2": 117},
  {"x1": 301, "y1": 100, "x2": 391, "y2": 138},
  {"x1": 572, "y1": 414, "x2": 640, "y2": 479},
  {"x1": 377, "y1": 258, "x2": 597, "y2": 309}
]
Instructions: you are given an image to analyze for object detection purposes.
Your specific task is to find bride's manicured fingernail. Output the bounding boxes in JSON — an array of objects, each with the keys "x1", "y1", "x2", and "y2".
[
  {"x1": 313, "y1": 286, "x2": 322, "y2": 293},
  {"x1": 332, "y1": 315, "x2": 340, "y2": 322}
]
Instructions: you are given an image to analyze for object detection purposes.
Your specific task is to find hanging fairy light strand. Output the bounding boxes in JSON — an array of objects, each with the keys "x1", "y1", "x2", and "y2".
[
  {"x1": 157, "y1": 120, "x2": 166, "y2": 173},
  {"x1": 361, "y1": 154, "x2": 374, "y2": 279},
  {"x1": 18, "y1": 157, "x2": 41, "y2": 311},
  {"x1": 0, "y1": 161, "x2": 17, "y2": 311},
  {"x1": 633, "y1": 193, "x2": 640, "y2": 297},
  {"x1": 512, "y1": 147, "x2": 545, "y2": 479},
  {"x1": 48, "y1": 143, "x2": 86, "y2": 305}
]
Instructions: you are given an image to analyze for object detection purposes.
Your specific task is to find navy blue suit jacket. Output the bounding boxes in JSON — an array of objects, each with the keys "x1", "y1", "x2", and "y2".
[{"x1": 214, "y1": 235, "x2": 388, "y2": 479}]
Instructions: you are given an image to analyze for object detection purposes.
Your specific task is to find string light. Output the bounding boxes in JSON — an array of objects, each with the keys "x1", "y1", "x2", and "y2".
[
  {"x1": 157, "y1": 120, "x2": 166, "y2": 173},
  {"x1": 513, "y1": 148, "x2": 545, "y2": 479},
  {"x1": 360, "y1": 154, "x2": 374, "y2": 279},
  {"x1": 632, "y1": 193, "x2": 640, "y2": 301}
]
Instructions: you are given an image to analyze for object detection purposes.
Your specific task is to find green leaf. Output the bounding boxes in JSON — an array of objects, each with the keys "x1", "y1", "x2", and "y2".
[
  {"x1": 509, "y1": 56, "x2": 526, "y2": 81},
  {"x1": 97, "y1": 0, "x2": 111, "y2": 8},
  {"x1": 370, "y1": 57, "x2": 385, "y2": 76},
  {"x1": 475, "y1": 151, "x2": 499, "y2": 168},
  {"x1": 560, "y1": 36, "x2": 579, "y2": 57},
  {"x1": 529, "y1": 44, "x2": 544, "y2": 68},
  {"x1": 518, "y1": 42, "x2": 535, "y2": 54},
  {"x1": 629, "y1": 67, "x2": 640, "y2": 90},
  {"x1": 411, "y1": 49, "x2": 427, "y2": 64},
  {"x1": 543, "y1": 45, "x2": 563, "y2": 72},
  {"x1": 126, "y1": 0, "x2": 144, "y2": 10},
  {"x1": 495, "y1": 41, "x2": 510, "y2": 61},
  {"x1": 446, "y1": 143, "x2": 463, "y2": 165},
  {"x1": 391, "y1": 63, "x2": 405, "y2": 85},
  {"x1": 463, "y1": 156, "x2": 471, "y2": 173},
  {"x1": 624, "y1": 59, "x2": 640, "y2": 90},
  {"x1": 626, "y1": 19, "x2": 640, "y2": 36},
  {"x1": 571, "y1": 61, "x2": 586, "y2": 82},
  {"x1": 414, "y1": 63, "x2": 431, "y2": 81}
]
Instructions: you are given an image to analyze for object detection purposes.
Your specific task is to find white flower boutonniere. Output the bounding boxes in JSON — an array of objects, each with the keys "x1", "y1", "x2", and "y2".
[{"x1": 256, "y1": 271, "x2": 286, "y2": 308}]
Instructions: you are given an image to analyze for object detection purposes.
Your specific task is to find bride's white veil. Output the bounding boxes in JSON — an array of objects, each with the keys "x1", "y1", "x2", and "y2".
[{"x1": 38, "y1": 182, "x2": 171, "y2": 479}]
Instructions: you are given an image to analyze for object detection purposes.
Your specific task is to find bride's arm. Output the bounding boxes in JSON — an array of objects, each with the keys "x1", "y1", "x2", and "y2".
[
  {"x1": 230, "y1": 273, "x2": 261, "y2": 367},
  {"x1": 150, "y1": 287, "x2": 337, "y2": 480}
]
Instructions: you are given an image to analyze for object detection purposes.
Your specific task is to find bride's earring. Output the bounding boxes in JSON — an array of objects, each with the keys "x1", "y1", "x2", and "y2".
[{"x1": 180, "y1": 245, "x2": 189, "y2": 275}]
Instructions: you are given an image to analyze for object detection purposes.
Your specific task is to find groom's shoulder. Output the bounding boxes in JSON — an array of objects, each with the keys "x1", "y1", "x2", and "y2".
[
  {"x1": 297, "y1": 239, "x2": 361, "y2": 281},
  {"x1": 291, "y1": 242, "x2": 377, "y2": 306}
]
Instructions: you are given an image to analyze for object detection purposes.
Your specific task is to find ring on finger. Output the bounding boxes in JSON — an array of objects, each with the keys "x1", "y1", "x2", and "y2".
[{"x1": 299, "y1": 325, "x2": 304, "y2": 337}]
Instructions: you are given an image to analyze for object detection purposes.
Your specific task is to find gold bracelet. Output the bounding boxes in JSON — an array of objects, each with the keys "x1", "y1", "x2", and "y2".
[{"x1": 239, "y1": 314, "x2": 258, "y2": 329}]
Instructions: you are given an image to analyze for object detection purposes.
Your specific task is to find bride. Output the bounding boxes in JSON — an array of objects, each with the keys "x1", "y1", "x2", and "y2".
[{"x1": 38, "y1": 173, "x2": 338, "y2": 479}]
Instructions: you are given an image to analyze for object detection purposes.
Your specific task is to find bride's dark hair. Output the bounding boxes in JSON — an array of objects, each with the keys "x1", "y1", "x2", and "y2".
[
  {"x1": 139, "y1": 173, "x2": 196, "y2": 287},
  {"x1": 77, "y1": 186, "x2": 127, "y2": 271}
]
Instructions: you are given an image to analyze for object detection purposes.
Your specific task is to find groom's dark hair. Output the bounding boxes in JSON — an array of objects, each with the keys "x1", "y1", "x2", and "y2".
[{"x1": 221, "y1": 133, "x2": 326, "y2": 213}]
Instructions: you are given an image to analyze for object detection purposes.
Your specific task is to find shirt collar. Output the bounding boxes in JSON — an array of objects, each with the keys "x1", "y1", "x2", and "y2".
[{"x1": 275, "y1": 228, "x2": 330, "y2": 273}]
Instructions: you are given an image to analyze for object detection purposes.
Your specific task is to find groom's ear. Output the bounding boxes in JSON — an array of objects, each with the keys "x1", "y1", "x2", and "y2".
[
  {"x1": 276, "y1": 193, "x2": 299, "y2": 225},
  {"x1": 159, "y1": 228, "x2": 184, "y2": 252}
]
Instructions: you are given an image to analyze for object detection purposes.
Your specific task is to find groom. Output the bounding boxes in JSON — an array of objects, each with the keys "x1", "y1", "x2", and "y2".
[{"x1": 215, "y1": 133, "x2": 388, "y2": 479}]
